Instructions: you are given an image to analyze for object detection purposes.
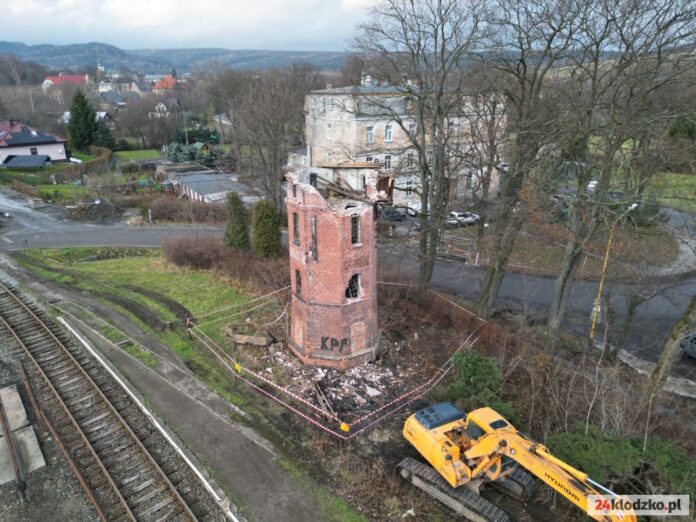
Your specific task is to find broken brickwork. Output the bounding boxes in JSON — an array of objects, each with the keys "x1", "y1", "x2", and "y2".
[{"x1": 285, "y1": 165, "x2": 387, "y2": 370}]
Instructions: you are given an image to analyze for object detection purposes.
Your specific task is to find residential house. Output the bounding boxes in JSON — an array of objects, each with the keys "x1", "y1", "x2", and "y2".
[
  {"x1": 100, "y1": 91, "x2": 127, "y2": 112},
  {"x1": 58, "y1": 111, "x2": 116, "y2": 130},
  {"x1": 152, "y1": 75, "x2": 177, "y2": 95},
  {"x1": 42, "y1": 73, "x2": 90, "y2": 93},
  {"x1": 0, "y1": 120, "x2": 68, "y2": 165},
  {"x1": 304, "y1": 77, "x2": 501, "y2": 209}
]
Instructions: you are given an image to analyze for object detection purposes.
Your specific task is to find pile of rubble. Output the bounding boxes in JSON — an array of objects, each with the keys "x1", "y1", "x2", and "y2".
[
  {"x1": 261, "y1": 342, "x2": 421, "y2": 416},
  {"x1": 68, "y1": 199, "x2": 123, "y2": 222}
]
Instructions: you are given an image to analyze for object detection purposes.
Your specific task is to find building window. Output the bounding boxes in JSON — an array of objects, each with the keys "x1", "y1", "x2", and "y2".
[
  {"x1": 385, "y1": 123, "x2": 393, "y2": 142},
  {"x1": 327, "y1": 151, "x2": 333, "y2": 162},
  {"x1": 366, "y1": 126, "x2": 374, "y2": 144},
  {"x1": 292, "y1": 183, "x2": 297, "y2": 198},
  {"x1": 326, "y1": 123, "x2": 331, "y2": 141},
  {"x1": 408, "y1": 123, "x2": 416, "y2": 138},
  {"x1": 295, "y1": 270, "x2": 302, "y2": 297},
  {"x1": 330, "y1": 98, "x2": 335, "y2": 110},
  {"x1": 310, "y1": 215, "x2": 317, "y2": 260},
  {"x1": 293, "y1": 212, "x2": 300, "y2": 245},
  {"x1": 310, "y1": 173, "x2": 318, "y2": 187},
  {"x1": 30, "y1": 147, "x2": 37, "y2": 155},
  {"x1": 351, "y1": 215, "x2": 360, "y2": 244},
  {"x1": 406, "y1": 179, "x2": 413, "y2": 197},
  {"x1": 365, "y1": 156, "x2": 373, "y2": 162},
  {"x1": 322, "y1": 98, "x2": 326, "y2": 112},
  {"x1": 345, "y1": 274, "x2": 360, "y2": 299},
  {"x1": 407, "y1": 151, "x2": 415, "y2": 167},
  {"x1": 361, "y1": 175, "x2": 366, "y2": 190},
  {"x1": 384, "y1": 155, "x2": 392, "y2": 170}
]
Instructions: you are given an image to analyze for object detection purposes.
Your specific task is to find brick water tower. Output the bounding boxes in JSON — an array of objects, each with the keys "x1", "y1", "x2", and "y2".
[{"x1": 285, "y1": 165, "x2": 391, "y2": 370}]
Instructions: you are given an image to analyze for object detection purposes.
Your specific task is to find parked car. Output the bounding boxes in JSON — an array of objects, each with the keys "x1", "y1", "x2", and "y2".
[
  {"x1": 411, "y1": 218, "x2": 432, "y2": 231},
  {"x1": 681, "y1": 332, "x2": 696, "y2": 359},
  {"x1": 381, "y1": 206, "x2": 407, "y2": 222},
  {"x1": 446, "y1": 211, "x2": 480, "y2": 227},
  {"x1": 0, "y1": 211, "x2": 11, "y2": 219}
]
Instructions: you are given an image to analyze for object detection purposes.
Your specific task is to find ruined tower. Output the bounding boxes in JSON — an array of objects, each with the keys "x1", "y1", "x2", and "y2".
[{"x1": 286, "y1": 164, "x2": 390, "y2": 370}]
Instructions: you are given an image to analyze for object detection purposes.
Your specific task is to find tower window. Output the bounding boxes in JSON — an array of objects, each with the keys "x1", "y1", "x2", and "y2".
[
  {"x1": 293, "y1": 212, "x2": 300, "y2": 245},
  {"x1": 295, "y1": 270, "x2": 302, "y2": 296},
  {"x1": 292, "y1": 183, "x2": 297, "y2": 198},
  {"x1": 351, "y1": 215, "x2": 360, "y2": 244},
  {"x1": 310, "y1": 215, "x2": 317, "y2": 260},
  {"x1": 345, "y1": 274, "x2": 360, "y2": 299}
]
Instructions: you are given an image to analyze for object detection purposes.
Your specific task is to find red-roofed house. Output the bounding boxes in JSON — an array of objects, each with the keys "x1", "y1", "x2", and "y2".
[
  {"x1": 0, "y1": 120, "x2": 68, "y2": 165},
  {"x1": 152, "y1": 75, "x2": 177, "y2": 95},
  {"x1": 42, "y1": 73, "x2": 90, "y2": 93}
]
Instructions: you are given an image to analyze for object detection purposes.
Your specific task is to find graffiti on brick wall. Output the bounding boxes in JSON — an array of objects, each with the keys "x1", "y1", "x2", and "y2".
[{"x1": 321, "y1": 337, "x2": 350, "y2": 353}]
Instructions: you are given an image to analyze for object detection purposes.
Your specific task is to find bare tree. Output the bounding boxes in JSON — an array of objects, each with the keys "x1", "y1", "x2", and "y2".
[
  {"x1": 461, "y1": 67, "x2": 507, "y2": 249},
  {"x1": 546, "y1": 0, "x2": 696, "y2": 337},
  {"x1": 238, "y1": 65, "x2": 320, "y2": 207},
  {"x1": 355, "y1": 0, "x2": 484, "y2": 289},
  {"x1": 476, "y1": 0, "x2": 580, "y2": 317}
]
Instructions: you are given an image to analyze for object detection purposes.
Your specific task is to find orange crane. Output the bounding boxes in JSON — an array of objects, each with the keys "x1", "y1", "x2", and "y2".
[{"x1": 399, "y1": 403, "x2": 637, "y2": 522}]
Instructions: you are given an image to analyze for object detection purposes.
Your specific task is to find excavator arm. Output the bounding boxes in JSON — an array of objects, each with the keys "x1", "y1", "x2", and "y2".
[{"x1": 464, "y1": 430, "x2": 637, "y2": 522}]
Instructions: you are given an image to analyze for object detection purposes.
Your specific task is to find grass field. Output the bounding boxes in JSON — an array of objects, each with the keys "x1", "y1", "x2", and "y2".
[
  {"x1": 114, "y1": 149, "x2": 161, "y2": 162},
  {"x1": 36, "y1": 184, "x2": 91, "y2": 203},
  {"x1": 645, "y1": 172, "x2": 696, "y2": 212}
]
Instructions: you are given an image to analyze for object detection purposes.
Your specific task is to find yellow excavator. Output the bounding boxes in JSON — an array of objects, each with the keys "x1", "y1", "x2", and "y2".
[{"x1": 399, "y1": 403, "x2": 637, "y2": 522}]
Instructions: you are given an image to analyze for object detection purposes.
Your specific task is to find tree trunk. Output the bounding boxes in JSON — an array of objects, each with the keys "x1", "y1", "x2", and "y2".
[
  {"x1": 478, "y1": 214, "x2": 524, "y2": 318},
  {"x1": 639, "y1": 294, "x2": 696, "y2": 413},
  {"x1": 548, "y1": 240, "x2": 584, "y2": 337}
]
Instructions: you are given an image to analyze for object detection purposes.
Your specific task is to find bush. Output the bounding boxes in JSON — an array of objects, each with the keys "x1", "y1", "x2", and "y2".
[
  {"x1": 148, "y1": 197, "x2": 226, "y2": 223},
  {"x1": 224, "y1": 192, "x2": 250, "y2": 251},
  {"x1": 548, "y1": 424, "x2": 696, "y2": 497},
  {"x1": 436, "y1": 351, "x2": 518, "y2": 424},
  {"x1": 162, "y1": 237, "x2": 289, "y2": 290},
  {"x1": 252, "y1": 200, "x2": 281, "y2": 258}
]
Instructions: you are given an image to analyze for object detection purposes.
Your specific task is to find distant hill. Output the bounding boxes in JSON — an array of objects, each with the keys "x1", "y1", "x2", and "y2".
[
  {"x1": 0, "y1": 41, "x2": 348, "y2": 73},
  {"x1": 129, "y1": 48, "x2": 348, "y2": 71}
]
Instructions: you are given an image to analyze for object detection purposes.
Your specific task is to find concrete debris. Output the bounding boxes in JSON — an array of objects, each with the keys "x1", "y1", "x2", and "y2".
[{"x1": 261, "y1": 342, "x2": 417, "y2": 415}]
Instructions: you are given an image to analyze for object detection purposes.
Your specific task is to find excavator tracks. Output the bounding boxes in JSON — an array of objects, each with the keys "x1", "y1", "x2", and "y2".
[
  {"x1": 398, "y1": 457, "x2": 512, "y2": 522},
  {"x1": 493, "y1": 468, "x2": 538, "y2": 501}
]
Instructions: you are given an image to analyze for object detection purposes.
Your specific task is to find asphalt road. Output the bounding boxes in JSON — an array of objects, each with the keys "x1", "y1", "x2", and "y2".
[{"x1": 1, "y1": 189, "x2": 694, "y2": 377}]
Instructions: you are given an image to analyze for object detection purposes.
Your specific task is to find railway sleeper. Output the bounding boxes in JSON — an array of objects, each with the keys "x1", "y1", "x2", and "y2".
[{"x1": 137, "y1": 496, "x2": 177, "y2": 519}]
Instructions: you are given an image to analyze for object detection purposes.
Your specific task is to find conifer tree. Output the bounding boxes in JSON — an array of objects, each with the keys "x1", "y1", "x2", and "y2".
[
  {"x1": 251, "y1": 200, "x2": 281, "y2": 258},
  {"x1": 224, "y1": 192, "x2": 250, "y2": 251},
  {"x1": 68, "y1": 90, "x2": 97, "y2": 151}
]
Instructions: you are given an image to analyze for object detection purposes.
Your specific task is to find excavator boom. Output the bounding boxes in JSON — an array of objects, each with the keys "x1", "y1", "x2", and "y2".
[{"x1": 401, "y1": 403, "x2": 637, "y2": 522}]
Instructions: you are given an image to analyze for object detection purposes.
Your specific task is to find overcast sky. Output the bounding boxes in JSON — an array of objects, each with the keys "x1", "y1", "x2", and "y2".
[{"x1": 4, "y1": 0, "x2": 373, "y2": 51}]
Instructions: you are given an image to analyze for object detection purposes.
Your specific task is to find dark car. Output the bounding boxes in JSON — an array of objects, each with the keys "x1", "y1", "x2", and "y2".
[
  {"x1": 681, "y1": 333, "x2": 696, "y2": 359},
  {"x1": 411, "y1": 218, "x2": 432, "y2": 231},
  {"x1": 381, "y1": 206, "x2": 407, "y2": 222}
]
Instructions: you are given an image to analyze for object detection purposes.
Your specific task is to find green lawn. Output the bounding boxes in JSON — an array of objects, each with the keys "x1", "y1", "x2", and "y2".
[
  {"x1": 37, "y1": 184, "x2": 91, "y2": 203},
  {"x1": 71, "y1": 152, "x2": 95, "y2": 162},
  {"x1": 645, "y1": 172, "x2": 696, "y2": 212},
  {"x1": 114, "y1": 149, "x2": 161, "y2": 162}
]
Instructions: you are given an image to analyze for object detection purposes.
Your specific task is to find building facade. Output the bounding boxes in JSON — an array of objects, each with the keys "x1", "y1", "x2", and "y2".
[
  {"x1": 286, "y1": 164, "x2": 389, "y2": 369},
  {"x1": 304, "y1": 78, "x2": 502, "y2": 210},
  {"x1": 0, "y1": 121, "x2": 68, "y2": 165}
]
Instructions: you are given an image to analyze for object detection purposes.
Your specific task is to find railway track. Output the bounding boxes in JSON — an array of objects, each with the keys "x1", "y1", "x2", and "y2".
[{"x1": 0, "y1": 279, "x2": 225, "y2": 521}]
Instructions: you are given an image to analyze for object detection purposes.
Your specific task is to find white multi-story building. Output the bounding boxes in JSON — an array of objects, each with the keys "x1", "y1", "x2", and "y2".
[{"x1": 304, "y1": 77, "x2": 501, "y2": 210}]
